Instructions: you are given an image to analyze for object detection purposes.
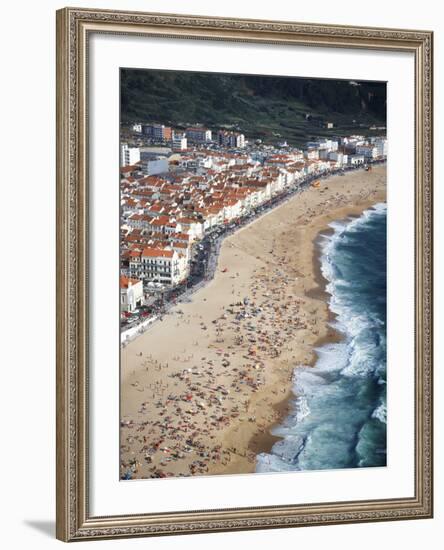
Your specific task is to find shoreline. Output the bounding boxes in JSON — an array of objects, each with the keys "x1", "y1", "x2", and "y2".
[
  {"x1": 256, "y1": 201, "x2": 388, "y2": 473},
  {"x1": 120, "y1": 165, "x2": 386, "y2": 480},
  {"x1": 212, "y1": 199, "x2": 387, "y2": 476}
]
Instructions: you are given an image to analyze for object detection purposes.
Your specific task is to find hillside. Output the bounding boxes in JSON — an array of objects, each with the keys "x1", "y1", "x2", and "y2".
[{"x1": 120, "y1": 69, "x2": 386, "y2": 146}]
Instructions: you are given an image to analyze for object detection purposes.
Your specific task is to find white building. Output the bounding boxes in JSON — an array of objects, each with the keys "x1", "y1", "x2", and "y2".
[
  {"x1": 120, "y1": 144, "x2": 141, "y2": 167},
  {"x1": 349, "y1": 154, "x2": 365, "y2": 166},
  {"x1": 318, "y1": 139, "x2": 333, "y2": 151},
  {"x1": 203, "y1": 205, "x2": 226, "y2": 229},
  {"x1": 176, "y1": 217, "x2": 204, "y2": 241},
  {"x1": 221, "y1": 198, "x2": 243, "y2": 222},
  {"x1": 269, "y1": 172, "x2": 285, "y2": 195},
  {"x1": 120, "y1": 276, "x2": 143, "y2": 312},
  {"x1": 307, "y1": 139, "x2": 337, "y2": 152},
  {"x1": 218, "y1": 131, "x2": 245, "y2": 148},
  {"x1": 172, "y1": 135, "x2": 188, "y2": 150},
  {"x1": 144, "y1": 158, "x2": 169, "y2": 176},
  {"x1": 129, "y1": 247, "x2": 188, "y2": 286},
  {"x1": 328, "y1": 151, "x2": 347, "y2": 165},
  {"x1": 373, "y1": 137, "x2": 388, "y2": 158},
  {"x1": 356, "y1": 145, "x2": 379, "y2": 160},
  {"x1": 237, "y1": 134, "x2": 246, "y2": 148},
  {"x1": 132, "y1": 123, "x2": 142, "y2": 133}
]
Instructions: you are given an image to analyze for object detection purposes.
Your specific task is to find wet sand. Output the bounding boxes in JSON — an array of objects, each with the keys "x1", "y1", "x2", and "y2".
[{"x1": 120, "y1": 165, "x2": 386, "y2": 479}]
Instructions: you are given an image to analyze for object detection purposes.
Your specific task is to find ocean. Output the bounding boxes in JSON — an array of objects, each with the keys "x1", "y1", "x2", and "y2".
[{"x1": 256, "y1": 203, "x2": 387, "y2": 473}]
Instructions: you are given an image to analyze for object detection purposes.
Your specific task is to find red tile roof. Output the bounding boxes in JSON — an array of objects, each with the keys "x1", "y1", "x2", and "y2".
[
  {"x1": 120, "y1": 276, "x2": 141, "y2": 289},
  {"x1": 141, "y1": 247, "x2": 174, "y2": 259}
]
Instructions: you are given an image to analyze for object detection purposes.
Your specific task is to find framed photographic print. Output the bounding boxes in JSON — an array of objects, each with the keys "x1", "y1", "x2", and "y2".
[{"x1": 56, "y1": 7, "x2": 433, "y2": 542}]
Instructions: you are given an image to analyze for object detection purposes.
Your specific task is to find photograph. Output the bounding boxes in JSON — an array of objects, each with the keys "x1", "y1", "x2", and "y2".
[
  {"x1": 53, "y1": 5, "x2": 433, "y2": 542},
  {"x1": 118, "y1": 69, "x2": 388, "y2": 481}
]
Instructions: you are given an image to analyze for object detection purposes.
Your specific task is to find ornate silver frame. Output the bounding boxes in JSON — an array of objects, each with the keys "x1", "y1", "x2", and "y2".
[{"x1": 56, "y1": 7, "x2": 433, "y2": 542}]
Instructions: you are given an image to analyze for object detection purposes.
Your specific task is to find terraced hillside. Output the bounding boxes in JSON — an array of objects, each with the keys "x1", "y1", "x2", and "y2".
[{"x1": 121, "y1": 69, "x2": 386, "y2": 147}]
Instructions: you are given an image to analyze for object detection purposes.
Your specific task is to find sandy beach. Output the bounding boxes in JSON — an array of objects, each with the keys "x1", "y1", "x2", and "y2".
[{"x1": 120, "y1": 165, "x2": 386, "y2": 479}]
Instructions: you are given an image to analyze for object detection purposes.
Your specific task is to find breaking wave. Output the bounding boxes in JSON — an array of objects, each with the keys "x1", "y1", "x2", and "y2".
[{"x1": 257, "y1": 203, "x2": 387, "y2": 473}]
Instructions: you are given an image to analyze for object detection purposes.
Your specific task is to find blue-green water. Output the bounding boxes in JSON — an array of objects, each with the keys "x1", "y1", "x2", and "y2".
[{"x1": 257, "y1": 203, "x2": 387, "y2": 472}]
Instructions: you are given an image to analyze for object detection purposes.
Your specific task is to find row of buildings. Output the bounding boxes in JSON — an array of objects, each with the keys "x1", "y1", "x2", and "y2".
[
  {"x1": 128, "y1": 122, "x2": 246, "y2": 152},
  {"x1": 120, "y1": 131, "x2": 387, "y2": 312}
]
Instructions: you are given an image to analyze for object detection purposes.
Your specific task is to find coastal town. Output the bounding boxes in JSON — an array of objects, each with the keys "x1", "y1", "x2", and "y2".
[{"x1": 120, "y1": 122, "x2": 387, "y2": 342}]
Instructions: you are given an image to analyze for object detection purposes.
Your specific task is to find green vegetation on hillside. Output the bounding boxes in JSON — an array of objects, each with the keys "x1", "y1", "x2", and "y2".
[{"x1": 121, "y1": 69, "x2": 386, "y2": 147}]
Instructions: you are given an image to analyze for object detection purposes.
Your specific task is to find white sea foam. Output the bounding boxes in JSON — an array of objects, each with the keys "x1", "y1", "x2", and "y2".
[
  {"x1": 319, "y1": 206, "x2": 387, "y2": 379},
  {"x1": 256, "y1": 452, "x2": 293, "y2": 473},
  {"x1": 372, "y1": 402, "x2": 387, "y2": 424},
  {"x1": 294, "y1": 395, "x2": 311, "y2": 422},
  {"x1": 313, "y1": 343, "x2": 350, "y2": 374}
]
